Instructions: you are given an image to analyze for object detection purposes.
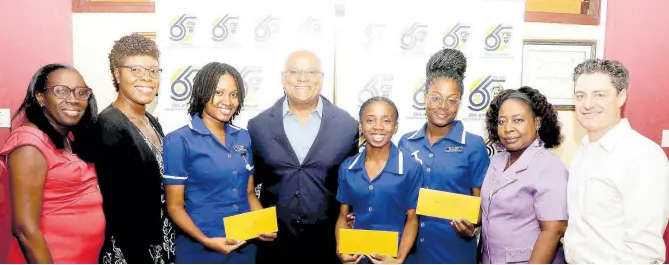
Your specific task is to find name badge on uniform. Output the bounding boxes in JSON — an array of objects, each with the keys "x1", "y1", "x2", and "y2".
[
  {"x1": 233, "y1": 145, "x2": 254, "y2": 171},
  {"x1": 444, "y1": 146, "x2": 463, "y2": 153},
  {"x1": 233, "y1": 145, "x2": 247, "y2": 154}
]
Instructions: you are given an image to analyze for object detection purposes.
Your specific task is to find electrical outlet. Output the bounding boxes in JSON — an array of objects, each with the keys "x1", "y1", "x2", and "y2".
[
  {"x1": 0, "y1": 108, "x2": 10, "y2": 128},
  {"x1": 662, "y1": 130, "x2": 669, "y2": 148}
]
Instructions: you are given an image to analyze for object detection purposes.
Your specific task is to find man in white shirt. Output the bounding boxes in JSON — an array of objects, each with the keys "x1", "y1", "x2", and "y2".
[{"x1": 564, "y1": 59, "x2": 669, "y2": 263}]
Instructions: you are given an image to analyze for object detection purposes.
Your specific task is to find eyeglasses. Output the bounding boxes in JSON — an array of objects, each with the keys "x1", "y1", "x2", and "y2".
[
  {"x1": 119, "y1": 65, "x2": 162, "y2": 79},
  {"x1": 427, "y1": 95, "x2": 460, "y2": 107},
  {"x1": 47, "y1": 85, "x2": 93, "y2": 101},
  {"x1": 284, "y1": 69, "x2": 323, "y2": 78}
]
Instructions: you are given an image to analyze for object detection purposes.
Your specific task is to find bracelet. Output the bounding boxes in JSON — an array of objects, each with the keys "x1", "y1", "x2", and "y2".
[{"x1": 473, "y1": 227, "x2": 482, "y2": 237}]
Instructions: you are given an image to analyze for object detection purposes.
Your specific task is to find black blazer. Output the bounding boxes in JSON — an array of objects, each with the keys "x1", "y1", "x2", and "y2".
[
  {"x1": 92, "y1": 106, "x2": 165, "y2": 260},
  {"x1": 248, "y1": 96, "x2": 358, "y2": 235}
]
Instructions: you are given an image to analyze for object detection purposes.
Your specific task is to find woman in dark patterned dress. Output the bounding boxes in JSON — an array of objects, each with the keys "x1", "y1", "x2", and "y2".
[{"x1": 93, "y1": 33, "x2": 176, "y2": 264}]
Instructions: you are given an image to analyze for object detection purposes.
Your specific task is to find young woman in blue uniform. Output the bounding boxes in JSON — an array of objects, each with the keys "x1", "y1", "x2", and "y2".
[
  {"x1": 399, "y1": 49, "x2": 490, "y2": 263},
  {"x1": 162, "y1": 62, "x2": 276, "y2": 264},
  {"x1": 335, "y1": 96, "x2": 423, "y2": 264}
]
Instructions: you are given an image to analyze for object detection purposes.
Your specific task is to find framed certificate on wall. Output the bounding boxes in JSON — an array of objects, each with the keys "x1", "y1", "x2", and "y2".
[
  {"x1": 135, "y1": 32, "x2": 156, "y2": 40},
  {"x1": 521, "y1": 39, "x2": 596, "y2": 110}
]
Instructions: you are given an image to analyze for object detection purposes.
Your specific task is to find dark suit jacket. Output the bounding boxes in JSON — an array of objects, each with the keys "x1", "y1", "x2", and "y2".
[{"x1": 248, "y1": 96, "x2": 358, "y2": 262}]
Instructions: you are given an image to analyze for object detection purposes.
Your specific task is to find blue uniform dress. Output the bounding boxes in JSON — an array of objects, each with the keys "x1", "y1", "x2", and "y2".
[
  {"x1": 162, "y1": 115, "x2": 257, "y2": 264},
  {"x1": 399, "y1": 121, "x2": 490, "y2": 264},
  {"x1": 337, "y1": 143, "x2": 423, "y2": 262}
]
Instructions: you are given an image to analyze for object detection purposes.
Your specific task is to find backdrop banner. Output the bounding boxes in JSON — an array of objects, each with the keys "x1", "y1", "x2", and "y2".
[
  {"x1": 155, "y1": 0, "x2": 525, "y2": 157},
  {"x1": 155, "y1": 0, "x2": 336, "y2": 133},
  {"x1": 335, "y1": 0, "x2": 525, "y2": 156}
]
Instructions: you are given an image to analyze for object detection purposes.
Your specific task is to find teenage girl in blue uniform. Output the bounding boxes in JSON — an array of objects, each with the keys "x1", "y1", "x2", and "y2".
[
  {"x1": 400, "y1": 49, "x2": 490, "y2": 264},
  {"x1": 335, "y1": 96, "x2": 423, "y2": 264}
]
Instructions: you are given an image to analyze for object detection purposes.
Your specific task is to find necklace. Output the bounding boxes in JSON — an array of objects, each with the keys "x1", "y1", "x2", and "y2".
[{"x1": 64, "y1": 138, "x2": 73, "y2": 153}]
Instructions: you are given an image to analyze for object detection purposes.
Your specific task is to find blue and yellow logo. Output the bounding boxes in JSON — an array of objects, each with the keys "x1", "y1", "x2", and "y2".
[
  {"x1": 169, "y1": 14, "x2": 197, "y2": 42},
  {"x1": 442, "y1": 23, "x2": 470, "y2": 50},
  {"x1": 358, "y1": 75, "x2": 393, "y2": 106},
  {"x1": 400, "y1": 23, "x2": 428, "y2": 50},
  {"x1": 467, "y1": 76, "x2": 505, "y2": 112},
  {"x1": 299, "y1": 16, "x2": 322, "y2": 38},
  {"x1": 358, "y1": 136, "x2": 366, "y2": 148},
  {"x1": 170, "y1": 66, "x2": 200, "y2": 102},
  {"x1": 254, "y1": 15, "x2": 281, "y2": 42},
  {"x1": 484, "y1": 24, "x2": 512, "y2": 52},
  {"x1": 484, "y1": 137, "x2": 501, "y2": 158},
  {"x1": 412, "y1": 79, "x2": 427, "y2": 111},
  {"x1": 240, "y1": 67, "x2": 263, "y2": 102},
  {"x1": 212, "y1": 14, "x2": 239, "y2": 42}
]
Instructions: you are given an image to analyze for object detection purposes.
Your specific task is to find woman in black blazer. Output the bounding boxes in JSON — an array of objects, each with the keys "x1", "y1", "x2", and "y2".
[{"x1": 94, "y1": 33, "x2": 176, "y2": 264}]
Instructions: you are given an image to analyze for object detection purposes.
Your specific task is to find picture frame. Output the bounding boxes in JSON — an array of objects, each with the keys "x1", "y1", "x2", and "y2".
[
  {"x1": 72, "y1": 0, "x2": 155, "y2": 13},
  {"x1": 524, "y1": 0, "x2": 601, "y2": 26},
  {"x1": 135, "y1": 32, "x2": 156, "y2": 40},
  {"x1": 521, "y1": 39, "x2": 597, "y2": 111}
]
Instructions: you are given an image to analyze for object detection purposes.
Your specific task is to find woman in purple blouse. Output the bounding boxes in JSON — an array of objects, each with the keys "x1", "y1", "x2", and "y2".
[{"x1": 479, "y1": 86, "x2": 568, "y2": 263}]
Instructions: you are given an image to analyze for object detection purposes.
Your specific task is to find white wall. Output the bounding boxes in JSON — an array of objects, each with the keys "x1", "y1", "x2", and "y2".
[
  {"x1": 72, "y1": 13, "x2": 158, "y2": 113},
  {"x1": 72, "y1": 1, "x2": 608, "y2": 167},
  {"x1": 522, "y1": 0, "x2": 608, "y2": 167}
]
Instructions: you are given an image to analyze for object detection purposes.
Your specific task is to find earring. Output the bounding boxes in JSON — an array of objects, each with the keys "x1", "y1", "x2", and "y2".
[
  {"x1": 496, "y1": 143, "x2": 507, "y2": 152},
  {"x1": 536, "y1": 128, "x2": 544, "y2": 146}
]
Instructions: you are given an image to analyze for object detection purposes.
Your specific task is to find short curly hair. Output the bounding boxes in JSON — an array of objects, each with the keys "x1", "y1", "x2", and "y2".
[
  {"x1": 573, "y1": 59, "x2": 629, "y2": 94},
  {"x1": 108, "y1": 33, "x2": 160, "y2": 91},
  {"x1": 485, "y1": 86, "x2": 563, "y2": 149}
]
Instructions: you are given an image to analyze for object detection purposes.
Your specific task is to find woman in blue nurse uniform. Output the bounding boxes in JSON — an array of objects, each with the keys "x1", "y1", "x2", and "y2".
[
  {"x1": 162, "y1": 62, "x2": 276, "y2": 264},
  {"x1": 335, "y1": 96, "x2": 422, "y2": 264},
  {"x1": 400, "y1": 49, "x2": 490, "y2": 264}
]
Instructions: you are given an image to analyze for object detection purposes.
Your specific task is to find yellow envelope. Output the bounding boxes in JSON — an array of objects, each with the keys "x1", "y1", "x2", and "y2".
[
  {"x1": 416, "y1": 188, "x2": 481, "y2": 223},
  {"x1": 338, "y1": 229, "x2": 398, "y2": 257},
  {"x1": 223, "y1": 207, "x2": 278, "y2": 241}
]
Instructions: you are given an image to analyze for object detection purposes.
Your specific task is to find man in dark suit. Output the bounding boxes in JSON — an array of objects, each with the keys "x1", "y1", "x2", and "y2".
[{"x1": 248, "y1": 50, "x2": 358, "y2": 263}]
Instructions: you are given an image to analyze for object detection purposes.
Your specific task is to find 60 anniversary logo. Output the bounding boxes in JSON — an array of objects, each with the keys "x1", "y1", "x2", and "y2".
[
  {"x1": 170, "y1": 66, "x2": 261, "y2": 104},
  {"x1": 212, "y1": 14, "x2": 239, "y2": 42},
  {"x1": 468, "y1": 76, "x2": 506, "y2": 112},
  {"x1": 412, "y1": 81, "x2": 427, "y2": 111},
  {"x1": 358, "y1": 75, "x2": 394, "y2": 107},
  {"x1": 170, "y1": 14, "x2": 198, "y2": 42},
  {"x1": 484, "y1": 24, "x2": 513, "y2": 52},
  {"x1": 484, "y1": 138, "x2": 501, "y2": 158},
  {"x1": 170, "y1": 66, "x2": 200, "y2": 102},
  {"x1": 298, "y1": 16, "x2": 322, "y2": 38},
  {"x1": 400, "y1": 23, "x2": 428, "y2": 50},
  {"x1": 254, "y1": 15, "x2": 281, "y2": 42},
  {"x1": 442, "y1": 23, "x2": 470, "y2": 50},
  {"x1": 240, "y1": 66, "x2": 263, "y2": 102}
]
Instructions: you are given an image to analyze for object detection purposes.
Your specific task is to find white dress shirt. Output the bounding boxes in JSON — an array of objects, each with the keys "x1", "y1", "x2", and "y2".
[{"x1": 565, "y1": 119, "x2": 669, "y2": 263}]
